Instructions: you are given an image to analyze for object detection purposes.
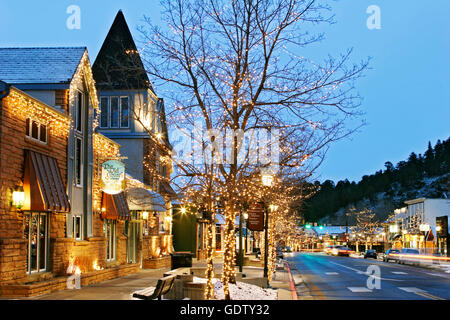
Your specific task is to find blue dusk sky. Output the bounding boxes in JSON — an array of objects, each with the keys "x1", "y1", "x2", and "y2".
[{"x1": 1, "y1": 0, "x2": 449, "y2": 183}]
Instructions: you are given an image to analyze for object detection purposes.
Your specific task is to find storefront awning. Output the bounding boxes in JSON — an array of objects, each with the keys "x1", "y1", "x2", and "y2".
[
  {"x1": 23, "y1": 150, "x2": 70, "y2": 212},
  {"x1": 102, "y1": 192, "x2": 130, "y2": 220},
  {"x1": 126, "y1": 187, "x2": 166, "y2": 212}
]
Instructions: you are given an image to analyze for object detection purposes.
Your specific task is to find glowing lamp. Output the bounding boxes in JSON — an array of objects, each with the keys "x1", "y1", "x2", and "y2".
[
  {"x1": 389, "y1": 225, "x2": 399, "y2": 233},
  {"x1": 142, "y1": 211, "x2": 149, "y2": 220},
  {"x1": 261, "y1": 174, "x2": 274, "y2": 187},
  {"x1": 436, "y1": 226, "x2": 442, "y2": 232},
  {"x1": 180, "y1": 207, "x2": 187, "y2": 214},
  {"x1": 12, "y1": 186, "x2": 24, "y2": 209}
]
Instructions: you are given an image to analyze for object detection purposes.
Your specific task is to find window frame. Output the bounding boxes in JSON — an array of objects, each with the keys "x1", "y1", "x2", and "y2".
[
  {"x1": 74, "y1": 136, "x2": 83, "y2": 187},
  {"x1": 105, "y1": 220, "x2": 117, "y2": 262},
  {"x1": 75, "y1": 90, "x2": 84, "y2": 133},
  {"x1": 73, "y1": 216, "x2": 82, "y2": 241},
  {"x1": 98, "y1": 96, "x2": 130, "y2": 129},
  {"x1": 24, "y1": 212, "x2": 49, "y2": 275},
  {"x1": 25, "y1": 117, "x2": 49, "y2": 145},
  {"x1": 99, "y1": 97, "x2": 110, "y2": 129}
]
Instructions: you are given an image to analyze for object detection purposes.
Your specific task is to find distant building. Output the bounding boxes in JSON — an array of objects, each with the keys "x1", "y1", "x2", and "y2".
[{"x1": 403, "y1": 198, "x2": 450, "y2": 255}]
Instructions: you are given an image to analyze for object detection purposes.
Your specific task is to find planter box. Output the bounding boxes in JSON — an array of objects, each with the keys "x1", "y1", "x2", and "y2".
[{"x1": 143, "y1": 256, "x2": 171, "y2": 269}]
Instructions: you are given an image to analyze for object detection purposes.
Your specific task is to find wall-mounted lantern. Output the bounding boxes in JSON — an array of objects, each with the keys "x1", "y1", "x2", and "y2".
[
  {"x1": 142, "y1": 211, "x2": 149, "y2": 220},
  {"x1": 11, "y1": 186, "x2": 25, "y2": 209}
]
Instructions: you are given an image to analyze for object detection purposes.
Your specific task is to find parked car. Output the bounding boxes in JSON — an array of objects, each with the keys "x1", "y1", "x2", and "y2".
[
  {"x1": 398, "y1": 248, "x2": 420, "y2": 265},
  {"x1": 331, "y1": 246, "x2": 352, "y2": 256},
  {"x1": 383, "y1": 248, "x2": 401, "y2": 262},
  {"x1": 364, "y1": 249, "x2": 377, "y2": 259}
]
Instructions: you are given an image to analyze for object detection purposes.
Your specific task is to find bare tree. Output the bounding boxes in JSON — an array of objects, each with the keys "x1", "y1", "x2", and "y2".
[
  {"x1": 349, "y1": 206, "x2": 380, "y2": 252},
  {"x1": 138, "y1": 0, "x2": 368, "y2": 299}
]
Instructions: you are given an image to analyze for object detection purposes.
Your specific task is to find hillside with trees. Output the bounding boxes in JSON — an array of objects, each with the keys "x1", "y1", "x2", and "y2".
[{"x1": 300, "y1": 137, "x2": 450, "y2": 224}]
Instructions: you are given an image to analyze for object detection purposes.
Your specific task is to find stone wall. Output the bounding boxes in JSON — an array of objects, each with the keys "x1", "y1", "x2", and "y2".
[{"x1": 0, "y1": 88, "x2": 70, "y2": 284}]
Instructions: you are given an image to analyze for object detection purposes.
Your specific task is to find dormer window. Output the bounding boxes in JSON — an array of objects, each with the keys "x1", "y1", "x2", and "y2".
[{"x1": 99, "y1": 96, "x2": 129, "y2": 129}]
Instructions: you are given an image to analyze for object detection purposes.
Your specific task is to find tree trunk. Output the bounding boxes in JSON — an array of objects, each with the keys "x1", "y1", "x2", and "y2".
[
  {"x1": 222, "y1": 201, "x2": 237, "y2": 300},
  {"x1": 204, "y1": 221, "x2": 215, "y2": 300}
]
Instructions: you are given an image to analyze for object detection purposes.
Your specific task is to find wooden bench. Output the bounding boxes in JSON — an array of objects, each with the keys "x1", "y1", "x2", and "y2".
[{"x1": 132, "y1": 275, "x2": 176, "y2": 300}]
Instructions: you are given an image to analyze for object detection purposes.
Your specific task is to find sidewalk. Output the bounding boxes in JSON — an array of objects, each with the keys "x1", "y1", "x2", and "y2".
[{"x1": 19, "y1": 256, "x2": 295, "y2": 300}]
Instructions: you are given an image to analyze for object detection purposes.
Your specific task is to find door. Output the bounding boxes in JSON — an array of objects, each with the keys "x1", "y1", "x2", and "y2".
[{"x1": 127, "y1": 215, "x2": 141, "y2": 264}]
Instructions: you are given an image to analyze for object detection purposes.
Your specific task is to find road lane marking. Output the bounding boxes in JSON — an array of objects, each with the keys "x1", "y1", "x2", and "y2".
[
  {"x1": 391, "y1": 272, "x2": 407, "y2": 275},
  {"x1": 398, "y1": 287, "x2": 425, "y2": 293},
  {"x1": 325, "y1": 272, "x2": 339, "y2": 275},
  {"x1": 414, "y1": 292, "x2": 446, "y2": 300},
  {"x1": 347, "y1": 287, "x2": 372, "y2": 293},
  {"x1": 398, "y1": 287, "x2": 445, "y2": 300},
  {"x1": 426, "y1": 273, "x2": 448, "y2": 278},
  {"x1": 328, "y1": 261, "x2": 404, "y2": 281}
]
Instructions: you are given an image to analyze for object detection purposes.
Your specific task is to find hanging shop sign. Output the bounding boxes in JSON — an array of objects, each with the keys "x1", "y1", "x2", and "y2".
[
  {"x1": 247, "y1": 202, "x2": 265, "y2": 232},
  {"x1": 101, "y1": 160, "x2": 125, "y2": 195}
]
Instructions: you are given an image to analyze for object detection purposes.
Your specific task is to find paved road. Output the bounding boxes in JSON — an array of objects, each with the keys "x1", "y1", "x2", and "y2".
[{"x1": 286, "y1": 252, "x2": 450, "y2": 300}]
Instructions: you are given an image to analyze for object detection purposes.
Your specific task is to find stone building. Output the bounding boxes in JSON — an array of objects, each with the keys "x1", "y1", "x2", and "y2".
[{"x1": 0, "y1": 48, "x2": 137, "y2": 297}]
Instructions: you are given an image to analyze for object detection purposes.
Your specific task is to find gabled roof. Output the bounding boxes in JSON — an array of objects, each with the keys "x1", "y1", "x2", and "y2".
[
  {"x1": 92, "y1": 10, "x2": 151, "y2": 91},
  {"x1": 0, "y1": 47, "x2": 87, "y2": 86}
]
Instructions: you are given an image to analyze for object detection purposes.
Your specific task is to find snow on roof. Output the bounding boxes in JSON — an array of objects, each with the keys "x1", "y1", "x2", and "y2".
[{"x1": 0, "y1": 47, "x2": 86, "y2": 84}]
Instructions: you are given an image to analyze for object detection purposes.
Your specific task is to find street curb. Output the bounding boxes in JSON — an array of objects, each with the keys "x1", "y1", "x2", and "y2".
[{"x1": 284, "y1": 261, "x2": 298, "y2": 300}]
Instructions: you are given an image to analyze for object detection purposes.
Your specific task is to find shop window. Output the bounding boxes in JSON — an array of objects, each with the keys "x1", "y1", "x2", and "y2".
[
  {"x1": 159, "y1": 212, "x2": 166, "y2": 233},
  {"x1": 72, "y1": 216, "x2": 82, "y2": 240},
  {"x1": 25, "y1": 118, "x2": 48, "y2": 144},
  {"x1": 104, "y1": 220, "x2": 117, "y2": 261},
  {"x1": 24, "y1": 212, "x2": 49, "y2": 274}
]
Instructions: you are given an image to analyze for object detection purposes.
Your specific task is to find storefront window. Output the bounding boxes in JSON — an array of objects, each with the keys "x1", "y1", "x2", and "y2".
[
  {"x1": 24, "y1": 212, "x2": 49, "y2": 274},
  {"x1": 104, "y1": 220, "x2": 117, "y2": 261}
]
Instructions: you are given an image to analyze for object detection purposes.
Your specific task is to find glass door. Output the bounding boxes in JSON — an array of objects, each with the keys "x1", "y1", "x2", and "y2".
[
  {"x1": 25, "y1": 212, "x2": 49, "y2": 274},
  {"x1": 126, "y1": 213, "x2": 141, "y2": 264}
]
